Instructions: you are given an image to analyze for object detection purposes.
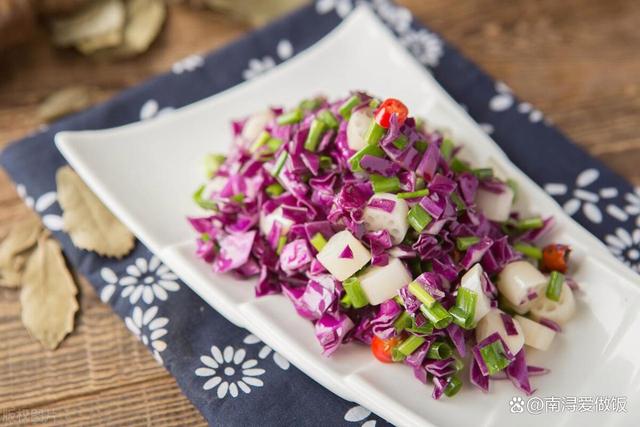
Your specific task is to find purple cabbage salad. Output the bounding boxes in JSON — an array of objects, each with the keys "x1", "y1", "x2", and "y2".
[{"x1": 188, "y1": 92, "x2": 579, "y2": 399}]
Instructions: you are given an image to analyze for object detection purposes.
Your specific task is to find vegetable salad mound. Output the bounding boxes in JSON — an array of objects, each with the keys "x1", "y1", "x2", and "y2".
[{"x1": 189, "y1": 92, "x2": 578, "y2": 400}]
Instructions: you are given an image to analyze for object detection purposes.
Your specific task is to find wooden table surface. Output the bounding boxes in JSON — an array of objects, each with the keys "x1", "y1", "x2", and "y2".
[{"x1": 1, "y1": 1, "x2": 638, "y2": 425}]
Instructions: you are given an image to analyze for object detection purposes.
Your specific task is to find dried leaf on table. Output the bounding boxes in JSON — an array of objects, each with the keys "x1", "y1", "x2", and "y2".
[
  {"x1": 93, "y1": 0, "x2": 166, "y2": 59},
  {"x1": 37, "y1": 86, "x2": 97, "y2": 122},
  {"x1": 0, "y1": 213, "x2": 44, "y2": 288},
  {"x1": 21, "y1": 236, "x2": 78, "y2": 350},
  {"x1": 56, "y1": 166, "x2": 135, "y2": 258},
  {"x1": 50, "y1": 0, "x2": 125, "y2": 47},
  {"x1": 205, "y1": 0, "x2": 307, "y2": 26}
]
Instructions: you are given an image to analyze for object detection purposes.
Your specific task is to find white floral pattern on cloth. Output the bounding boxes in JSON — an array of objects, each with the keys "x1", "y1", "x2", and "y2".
[
  {"x1": 606, "y1": 228, "x2": 640, "y2": 272},
  {"x1": 370, "y1": 0, "x2": 412, "y2": 34},
  {"x1": 243, "y1": 334, "x2": 290, "y2": 370},
  {"x1": 488, "y1": 82, "x2": 545, "y2": 123},
  {"x1": 544, "y1": 168, "x2": 619, "y2": 224},
  {"x1": 195, "y1": 345, "x2": 265, "y2": 399},
  {"x1": 172, "y1": 54, "x2": 204, "y2": 74},
  {"x1": 125, "y1": 306, "x2": 169, "y2": 364},
  {"x1": 316, "y1": 0, "x2": 353, "y2": 18},
  {"x1": 15, "y1": 184, "x2": 63, "y2": 231},
  {"x1": 622, "y1": 188, "x2": 640, "y2": 226},
  {"x1": 139, "y1": 99, "x2": 175, "y2": 121},
  {"x1": 344, "y1": 405, "x2": 377, "y2": 426},
  {"x1": 99, "y1": 256, "x2": 180, "y2": 304},
  {"x1": 242, "y1": 40, "x2": 294, "y2": 80},
  {"x1": 398, "y1": 28, "x2": 444, "y2": 68}
]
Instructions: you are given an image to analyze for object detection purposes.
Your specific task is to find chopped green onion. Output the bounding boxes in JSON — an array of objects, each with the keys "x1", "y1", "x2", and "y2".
[
  {"x1": 392, "y1": 135, "x2": 408, "y2": 150},
  {"x1": 456, "y1": 236, "x2": 480, "y2": 251},
  {"x1": 479, "y1": 340, "x2": 512, "y2": 375},
  {"x1": 397, "y1": 189, "x2": 430, "y2": 199},
  {"x1": 250, "y1": 131, "x2": 271, "y2": 153},
  {"x1": 415, "y1": 177, "x2": 426, "y2": 190},
  {"x1": 192, "y1": 185, "x2": 217, "y2": 210},
  {"x1": 426, "y1": 341, "x2": 452, "y2": 359},
  {"x1": 453, "y1": 357, "x2": 465, "y2": 372},
  {"x1": 420, "y1": 302, "x2": 452, "y2": 329},
  {"x1": 271, "y1": 151, "x2": 289, "y2": 177},
  {"x1": 265, "y1": 183, "x2": 284, "y2": 197},
  {"x1": 472, "y1": 168, "x2": 494, "y2": 180},
  {"x1": 546, "y1": 271, "x2": 564, "y2": 301},
  {"x1": 450, "y1": 192, "x2": 466, "y2": 212},
  {"x1": 451, "y1": 288, "x2": 477, "y2": 329},
  {"x1": 406, "y1": 319, "x2": 434, "y2": 336},
  {"x1": 393, "y1": 295, "x2": 404, "y2": 306},
  {"x1": 299, "y1": 97, "x2": 323, "y2": 112},
  {"x1": 348, "y1": 144, "x2": 385, "y2": 172},
  {"x1": 200, "y1": 232, "x2": 210, "y2": 242},
  {"x1": 397, "y1": 335, "x2": 425, "y2": 357},
  {"x1": 391, "y1": 347, "x2": 406, "y2": 362},
  {"x1": 515, "y1": 216, "x2": 544, "y2": 230},
  {"x1": 338, "y1": 95, "x2": 360, "y2": 120},
  {"x1": 304, "y1": 119, "x2": 326, "y2": 151},
  {"x1": 450, "y1": 157, "x2": 470, "y2": 174},
  {"x1": 393, "y1": 311, "x2": 413, "y2": 333},
  {"x1": 276, "y1": 236, "x2": 287, "y2": 254},
  {"x1": 415, "y1": 140, "x2": 428, "y2": 153},
  {"x1": 310, "y1": 232, "x2": 327, "y2": 252},
  {"x1": 407, "y1": 204, "x2": 432, "y2": 232},
  {"x1": 266, "y1": 137, "x2": 283, "y2": 152},
  {"x1": 408, "y1": 280, "x2": 436, "y2": 308},
  {"x1": 340, "y1": 293, "x2": 352, "y2": 308},
  {"x1": 231, "y1": 194, "x2": 244, "y2": 203},
  {"x1": 343, "y1": 277, "x2": 369, "y2": 309},
  {"x1": 444, "y1": 375, "x2": 463, "y2": 397},
  {"x1": 364, "y1": 120, "x2": 386, "y2": 146},
  {"x1": 203, "y1": 153, "x2": 226, "y2": 178},
  {"x1": 371, "y1": 174, "x2": 401, "y2": 193},
  {"x1": 514, "y1": 242, "x2": 543, "y2": 260},
  {"x1": 277, "y1": 109, "x2": 303, "y2": 125},
  {"x1": 369, "y1": 99, "x2": 380, "y2": 109},
  {"x1": 318, "y1": 110, "x2": 339, "y2": 129},
  {"x1": 440, "y1": 138, "x2": 454, "y2": 160}
]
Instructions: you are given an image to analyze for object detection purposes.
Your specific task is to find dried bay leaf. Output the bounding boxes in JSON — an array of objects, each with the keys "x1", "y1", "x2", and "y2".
[
  {"x1": 51, "y1": 0, "x2": 125, "y2": 47},
  {"x1": 92, "y1": 0, "x2": 166, "y2": 59},
  {"x1": 37, "y1": 85, "x2": 96, "y2": 122},
  {"x1": 0, "y1": 214, "x2": 43, "y2": 288},
  {"x1": 21, "y1": 237, "x2": 78, "y2": 350},
  {"x1": 56, "y1": 166, "x2": 135, "y2": 258}
]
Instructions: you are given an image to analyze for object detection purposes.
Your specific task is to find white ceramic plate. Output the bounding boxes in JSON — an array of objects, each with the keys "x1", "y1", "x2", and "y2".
[{"x1": 56, "y1": 6, "x2": 640, "y2": 427}]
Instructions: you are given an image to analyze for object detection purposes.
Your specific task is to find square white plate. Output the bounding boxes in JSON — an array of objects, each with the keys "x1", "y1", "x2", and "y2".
[{"x1": 56, "y1": 5, "x2": 640, "y2": 427}]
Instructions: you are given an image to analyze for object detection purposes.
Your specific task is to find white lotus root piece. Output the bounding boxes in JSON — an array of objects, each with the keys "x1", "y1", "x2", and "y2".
[
  {"x1": 242, "y1": 110, "x2": 275, "y2": 144},
  {"x1": 530, "y1": 282, "x2": 576, "y2": 326},
  {"x1": 363, "y1": 193, "x2": 409, "y2": 245},
  {"x1": 346, "y1": 108, "x2": 373, "y2": 151},
  {"x1": 515, "y1": 315, "x2": 556, "y2": 351},
  {"x1": 316, "y1": 230, "x2": 371, "y2": 281},
  {"x1": 476, "y1": 308, "x2": 525, "y2": 355},
  {"x1": 259, "y1": 206, "x2": 293, "y2": 237},
  {"x1": 459, "y1": 263, "x2": 491, "y2": 324},
  {"x1": 498, "y1": 261, "x2": 547, "y2": 313},
  {"x1": 475, "y1": 185, "x2": 514, "y2": 222},
  {"x1": 358, "y1": 257, "x2": 412, "y2": 305}
]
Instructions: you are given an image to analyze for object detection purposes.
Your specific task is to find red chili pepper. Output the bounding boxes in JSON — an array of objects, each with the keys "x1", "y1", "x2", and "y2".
[
  {"x1": 541, "y1": 244, "x2": 571, "y2": 273},
  {"x1": 371, "y1": 335, "x2": 401, "y2": 363},
  {"x1": 374, "y1": 98, "x2": 408, "y2": 129}
]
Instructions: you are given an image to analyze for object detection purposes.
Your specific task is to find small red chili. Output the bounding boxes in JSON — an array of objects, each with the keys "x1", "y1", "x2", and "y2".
[
  {"x1": 541, "y1": 244, "x2": 571, "y2": 273},
  {"x1": 374, "y1": 98, "x2": 409, "y2": 129}
]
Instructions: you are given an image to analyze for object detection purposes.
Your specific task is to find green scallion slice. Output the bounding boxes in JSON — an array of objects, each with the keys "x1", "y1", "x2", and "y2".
[
  {"x1": 450, "y1": 157, "x2": 470, "y2": 174},
  {"x1": 203, "y1": 153, "x2": 226, "y2": 178},
  {"x1": 444, "y1": 375, "x2": 463, "y2": 397},
  {"x1": 426, "y1": 341, "x2": 453, "y2": 360},
  {"x1": 397, "y1": 189, "x2": 430, "y2": 199},
  {"x1": 277, "y1": 109, "x2": 303, "y2": 125},
  {"x1": 546, "y1": 270, "x2": 564, "y2": 301},
  {"x1": 271, "y1": 151, "x2": 289, "y2": 177},
  {"x1": 515, "y1": 216, "x2": 544, "y2": 230},
  {"x1": 250, "y1": 131, "x2": 271, "y2": 153},
  {"x1": 408, "y1": 280, "x2": 436, "y2": 308},
  {"x1": 265, "y1": 183, "x2": 284, "y2": 197},
  {"x1": 455, "y1": 236, "x2": 480, "y2": 251},
  {"x1": 420, "y1": 303, "x2": 452, "y2": 329},
  {"x1": 472, "y1": 168, "x2": 494, "y2": 180},
  {"x1": 338, "y1": 95, "x2": 360, "y2": 120},
  {"x1": 310, "y1": 232, "x2": 327, "y2": 252},
  {"x1": 364, "y1": 120, "x2": 386, "y2": 146},
  {"x1": 348, "y1": 144, "x2": 385, "y2": 172},
  {"x1": 397, "y1": 335, "x2": 426, "y2": 357},
  {"x1": 276, "y1": 236, "x2": 287, "y2": 254},
  {"x1": 318, "y1": 110, "x2": 339, "y2": 129},
  {"x1": 440, "y1": 138, "x2": 454, "y2": 160},
  {"x1": 479, "y1": 340, "x2": 512, "y2": 375},
  {"x1": 393, "y1": 311, "x2": 413, "y2": 333},
  {"x1": 343, "y1": 277, "x2": 369, "y2": 309},
  {"x1": 304, "y1": 119, "x2": 326, "y2": 152},
  {"x1": 451, "y1": 288, "x2": 477, "y2": 329},
  {"x1": 370, "y1": 174, "x2": 401, "y2": 193},
  {"x1": 407, "y1": 204, "x2": 432, "y2": 232},
  {"x1": 192, "y1": 184, "x2": 217, "y2": 210},
  {"x1": 514, "y1": 242, "x2": 543, "y2": 260}
]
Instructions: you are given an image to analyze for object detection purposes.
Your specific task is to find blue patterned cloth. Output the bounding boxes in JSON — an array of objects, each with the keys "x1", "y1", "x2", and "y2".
[{"x1": 2, "y1": 1, "x2": 638, "y2": 425}]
